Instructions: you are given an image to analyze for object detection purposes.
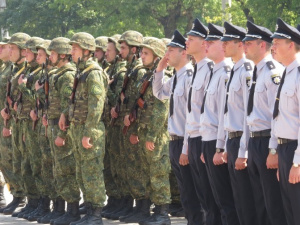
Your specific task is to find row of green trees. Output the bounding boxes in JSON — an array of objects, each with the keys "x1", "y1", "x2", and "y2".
[{"x1": 1, "y1": 0, "x2": 300, "y2": 39}]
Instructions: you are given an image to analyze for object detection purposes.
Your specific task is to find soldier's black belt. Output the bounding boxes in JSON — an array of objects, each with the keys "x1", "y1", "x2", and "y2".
[
  {"x1": 169, "y1": 135, "x2": 184, "y2": 141},
  {"x1": 277, "y1": 138, "x2": 297, "y2": 145},
  {"x1": 48, "y1": 118, "x2": 60, "y2": 126},
  {"x1": 250, "y1": 129, "x2": 271, "y2": 138},
  {"x1": 228, "y1": 131, "x2": 243, "y2": 139}
]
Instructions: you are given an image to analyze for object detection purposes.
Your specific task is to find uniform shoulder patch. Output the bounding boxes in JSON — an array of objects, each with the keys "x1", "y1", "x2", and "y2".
[
  {"x1": 246, "y1": 76, "x2": 251, "y2": 88},
  {"x1": 207, "y1": 61, "x2": 214, "y2": 70},
  {"x1": 266, "y1": 61, "x2": 276, "y2": 70},
  {"x1": 271, "y1": 74, "x2": 281, "y2": 85},
  {"x1": 224, "y1": 66, "x2": 231, "y2": 73},
  {"x1": 244, "y1": 62, "x2": 252, "y2": 71},
  {"x1": 91, "y1": 84, "x2": 102, "y2": 95},
  {"x1": 186, "y1": 69, "x2": 193, "y2": 76}
]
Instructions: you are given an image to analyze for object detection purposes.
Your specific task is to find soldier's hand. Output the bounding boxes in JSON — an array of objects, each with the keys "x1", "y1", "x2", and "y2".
[
  {"x1": 235, "y1": 157, "x2": 247, "y2": 170},
  {"x1": 30, "y1": 110, "x2": 38, "y2": 121},
  {"x1": 2, "y1": 127, "x2": 11, "y2": 137},
  {"x1": 289, "y1": 166, "x2": 300, "y2": 184},
  {"x1": 146, "y1": 141, "x2": 155, "y2": 151},
  {"x1": 179, "y1": 153, "x2": 189, "y2": 166},
  {"x1": 18, "y1": 74, "x2": 27, "y2": 85},
  {"x1": 1, "y1": 109, "x2": 10, "y2": 120},
  {"x1": 59, "y1": 113, "x2": 68, "y2": 131},
  {"x1": 156, "y1": 55, "x2": 168, "y2": 73},
  {"x1": 108, "y1": 78, "x2": 114, "y2": 85},
  {"x1": 124, "y1": 115, "x2": 130, "y2": 126},
  {"x1": 13, "y1": 102, "x2": 18, "y2": 112},
  {"x1": 35, "y1": 80, "x2": 43, "y2": 91},
  {"x1": 42, "y1": 115, "x2": 48, "y2": 127},
  {"x1": 111, "y1": 107, "x2": 118, "y2": 118},
  {"x1": 55, "y1": 136, "x2": 65, "y2": 147},
  {"x1": 130, "y1": 134, "x2": 139, "y2": 145},
  {"x1": 266, "y1": 153, "x2": 278, "y2": 169},
  {"x1": 200, "y1": 153, "x2": 205, "y2": 164},
  {"x1": 213, "y1": 152, "x2": 226, "y2": 166},
  {"x1": 82, "y1": 136, "x2": 93, "y2": 149}
]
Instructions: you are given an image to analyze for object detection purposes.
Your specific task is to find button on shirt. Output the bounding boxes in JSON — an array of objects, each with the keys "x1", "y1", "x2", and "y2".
[
  {"x1": 182, "y1": 58, "x2": 212, "y2": 154},
  {"x1": 200, "y1": 59, "x2": 232, "y2": 142},
  {"x1": 273, "y1": 58, "x2": 300, "y2": 164},
  {"x1": 246, "y1": 54, "x2": 284, "y2": 149},
  {"x1": 224, "y1": 57, "x2": 254, "y2": 158},
  {"x1": 152, "y1": 63, "x2": 193, "y2": 137}
]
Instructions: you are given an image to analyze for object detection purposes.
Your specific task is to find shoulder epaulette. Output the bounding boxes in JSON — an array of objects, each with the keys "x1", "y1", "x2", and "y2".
[
  {"x1": 244, "y1": 62, "x2": 252, "y2": 71},
  {"x1": 224, "y1": 66, "x2": 231, "y2": 73},
  {"x1": 187, "y1": 69, "x2": 193, "y2": 76},
  {"x1": 266, "y1": 61, "x2": 276, "y2": 70},
  {"x1": 207, "y1": 61, "x2": 214, "y2": 70}
]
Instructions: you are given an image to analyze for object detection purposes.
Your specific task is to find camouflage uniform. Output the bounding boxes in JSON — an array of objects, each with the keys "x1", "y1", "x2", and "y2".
[
  {"x1": 68, "y1": 33, "x2": 108, "y2": 213},
  {"x1": 95, "y1": 36, "x2": 108, "y2": 69}
]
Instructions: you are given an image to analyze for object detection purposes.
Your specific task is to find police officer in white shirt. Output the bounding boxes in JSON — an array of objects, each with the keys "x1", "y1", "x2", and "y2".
[
  {"x1": 243, "y1": 21, "x2": 287, "y2": 225},
  {"x1": 272, "y1": 18, "x2": 300, "y2": 225}
]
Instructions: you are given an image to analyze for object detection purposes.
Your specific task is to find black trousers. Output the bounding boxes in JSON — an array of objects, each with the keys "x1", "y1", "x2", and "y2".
[
  {"x1": 278, "y1": 141, "x2": 300, "y2": 225},
  {"x1": 227, "y1": 137, "x2": 258, "y2": 225},
  {"x1": 202, "y1": 140, "x2": 240, "y2": 225},
  {"x1": 169, "y1": 139, "x2": 205, "y2": 225},
  {"x1": 248, "y1": 136, "x2": 287, "y2": 225},
  {"x1": 188, "y1": 136, "x2": 222, "y2": 225}
]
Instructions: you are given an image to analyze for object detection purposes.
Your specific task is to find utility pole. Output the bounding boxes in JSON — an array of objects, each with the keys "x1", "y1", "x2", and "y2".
[
  {"x1": 222, "y1": 0, "x2": 232, "y2": 22},
  {"x1": 0, "y1": 0, "x2": 9, "y2": 40}
]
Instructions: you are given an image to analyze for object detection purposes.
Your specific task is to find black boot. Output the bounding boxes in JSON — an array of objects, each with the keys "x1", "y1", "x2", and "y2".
[
  {"x1": 28, "y1": 196, "x2": 51, "y2": 221},
  {"x1": 70, "y1": 202, "x2": 92, "y2": 225},
  {"x1": 139, "y1": 204, "x2": 171, "y2": 225},
  {"x1": 39, "y1": 197, "x2": 65, "y2": 224},
  {"x1": 2, "y1": 196, "x2": 26, "y2": 215},
  {"x1": 21, "y1": 198, "x2": 39, "y2": 219},
  {"x1": 101, "y1": 197, "x2": 122, "y2": 218},
  {"x1": 102, "y1": 196, "x2": 116, "y2": 213},
  {"x1": 76, "y1": 204, "x2": 103, "y2": 225},
  {"x1": 53, "y1": 201, "x2": 81, "y2": 225},
  {"x1": 106, "y1": 196, "x2": 133, "y2": 220},
  {"x1": 79, "y1": 202, "x2": 87, "y2": 215},
  {"x1": 0, "y1": 186, "x2": 6, "y2": 208},
  {"x1": 120, "y1": 199, "x2": 151, "y2": 223}
]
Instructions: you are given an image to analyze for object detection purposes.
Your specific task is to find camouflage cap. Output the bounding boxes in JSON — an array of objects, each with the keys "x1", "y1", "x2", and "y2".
[
  {"x1": 95, "y1": 36, "x2": 108, "y2": 51},
  {"x1": 69, "y1": 32, "x2": 95, "y2": 51},
  {"x1": 108, "y1": 34, "x2": 121, "y2": 51},
  {"x1": 49, "y1": 37, "x2": 72, "y2": 54},
  {"x1": 118, "y1": 30, "x2": 143, "y2": 47},
  {"x1": 140, "y1": 37, "x2": 166, "y2": 58},
  {"x1": 8, "y1": 32, "x2": 31, "y2": 49},
  {"x1": 161, "y1": 38, "x2": 171, "y2": 46},
  {"x1": 25, "y1": 37, "x2": 44, "y2": 53},
  {"x1": 36, "y1": 39, "x2": 51, "y2": 55}
]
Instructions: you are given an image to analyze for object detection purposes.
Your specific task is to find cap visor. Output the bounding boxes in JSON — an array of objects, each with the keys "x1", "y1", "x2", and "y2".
[
  {"x1": 242, "y1": 36, "x2": 259, "y2": 42},
  {"x1": 167, "y1": 43, "x2": 185, "y2": 49},
  {"x1": 205, "y1": 37, "x2": 220, "y2": 41},
  {"x1": 270, "y1": 34, "x2": 286, "y2": 39},
  {"x1": 220, "y1": 36, "x2": 236, "y2": 42}
]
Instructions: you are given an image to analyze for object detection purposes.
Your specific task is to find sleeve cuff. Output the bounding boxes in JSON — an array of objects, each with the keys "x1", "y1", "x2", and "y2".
[
  {"x1": 268, "y1": 138, "x2": 278, "y2": 149},
  {"x1": 216, "y1": 140, "x2": 225, "y2": 149},
  {"x1": 182, "y1": 142, "x2": 188, "y2": 155},
  {"x1": 238, "y1": 148, "x2": 248, "y2": 158},
  {"x1": 293, "y1": 148, "x2": 300, "y2": 164}
]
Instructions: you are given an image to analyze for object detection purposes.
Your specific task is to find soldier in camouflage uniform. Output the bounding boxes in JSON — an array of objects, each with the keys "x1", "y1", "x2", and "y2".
[
  {"x1": 101, "y1": 35, "x2": 127, "y2": 215},
  {"x1": 95, "y1": 36, "x2": 108, "y2": 69},
  {"x1": 26, "y1": 39, "x2": 56, "y2": 222},
  {"x1": 0, "y1": 33, "x2": 31, "y2": 215},
  {"x1": 16, "y1": 37, "x2": 46, "y2": 220},
  {"x1": 35, "y1": 37, "x2": 81, "y2": 225},
  {"x1": 58, "y1": 32, "x2": 107, "y2": 225},
  {"x1": 107, "y1": 30, "x2": 145, "y2": 220}
]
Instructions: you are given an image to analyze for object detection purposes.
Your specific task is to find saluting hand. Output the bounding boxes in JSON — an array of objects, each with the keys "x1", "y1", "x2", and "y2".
[
  {"x1": 82, "y1": 136, "x2": 93, "y2": 149},
  {"x1": 156, "y1": 55, "x2": 168, "y2": 73}
]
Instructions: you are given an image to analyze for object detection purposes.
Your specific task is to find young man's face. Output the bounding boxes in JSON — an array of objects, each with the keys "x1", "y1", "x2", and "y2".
[
  {"x1": 0, "y1": 44, "x2": 10, "y2": 61},
  {"x1": 206, "y1": 40, "x2": 223, "y2": 61},
  {"x1": 94, "y1": 48, "x2": 105, "y2": 62},
  {"x1": 36, "y1": 49, "x2": 47, "y2": 65},
  {"x1": 25, "y1": 49, "x2": 35, "y2": 63},
  {"x1": 141, "y1": 47, "x2": 155, "y2": 68},
  {"x1": 71, "y1": 43, "x2": 83, "y2": 63},
  {"x1": 186, "y1": 35, "x2": 206, "y2": 56},
  {"x1": 119, "y1": 42, "x2": 130, "y2": 60},
  {"x1": 244, "y1": 40, "x2": 261, "y2": 62},
  {"x1": 105, "y1": 42, "x2": 117, "y2": 63},
  {"x1": 272, "y1": 38, "x2": 290, "y2": 63},
  {"x1": 165, "y1": 46, "x2": 185, "y2": 68},
  {"x1": 9, "y1": 44, "x2": 21, "y2": 63},
  {"x1": 223, "y1": 40, "x2": 241, "y2": 58}
]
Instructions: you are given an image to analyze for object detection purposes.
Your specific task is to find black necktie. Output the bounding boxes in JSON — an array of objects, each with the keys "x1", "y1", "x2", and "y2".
[
  {"x1": 247, "y1": 66, "x2": 257, "y2": 116},
  {"x1": 187, "y1": 64, "x2": 197, "y2": 113},
  {"x1": 224, "y1": 68, "x2": 235, "y2": 114},
  {"x1": 200, "y1": 68, "x2": 214, "y2": 114},
  {"x1": 273, "y1": 69, "x2": 286, "y2": 119},
  {"x1": 169, "y1": 72, "x2": 177, "y2": 117}
]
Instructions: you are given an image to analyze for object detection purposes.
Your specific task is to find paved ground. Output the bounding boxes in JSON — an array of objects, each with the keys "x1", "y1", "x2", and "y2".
[{"x1": 0, "y1": 185, "x2": 187, "y2": 224}]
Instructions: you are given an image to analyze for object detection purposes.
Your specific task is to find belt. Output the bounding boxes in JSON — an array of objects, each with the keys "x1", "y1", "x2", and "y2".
[
  {"x1": 278, "y1": 138, "x2": 297, "y2": 145},
  {"x1": 250, "y1": 129, "x2": 271, "y2": 138},
  {"x1": 169, "y1": 135, "x2": 184, "y2": 141},
  {"x1": 228, "y1": 131, "x2": 243, "y2": 139},
  {"x1": 48, "y1": 118, "x2": 60, "y2": 126}
]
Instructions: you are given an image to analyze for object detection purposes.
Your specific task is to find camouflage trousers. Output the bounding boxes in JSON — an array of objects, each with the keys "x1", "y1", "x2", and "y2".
[
  {"x1": 123, "y1": 127, "x2": 148, "y2": 200},
  {"x1": 103, "y1": 126, "x2": 122, "y2": 199},
  {"x1": 36, "y1": 121, "x2": 56, "y2": 199},
  {"x1": 69, "y1": 122, "x2": 106, "y2": 208},
  {"x1": 138, "y1": 127, "x2": 171, "y2": 205},
  {"x1": 0, "y1": 124, "x2": 23, "y2": 197},
  {"x1": 47, "y1": 124, "x2": 80, "y2": 203}
]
